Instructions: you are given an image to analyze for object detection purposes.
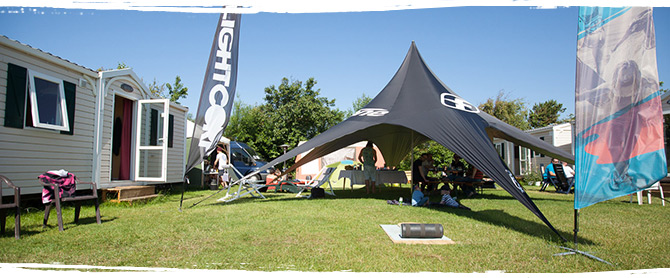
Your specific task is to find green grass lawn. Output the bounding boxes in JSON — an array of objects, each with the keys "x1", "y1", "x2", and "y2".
[{"x1": 1, "y1": 184, "x2": 669, "y2": 273}]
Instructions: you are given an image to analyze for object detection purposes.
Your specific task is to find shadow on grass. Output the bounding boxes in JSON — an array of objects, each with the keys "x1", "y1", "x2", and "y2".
[
  {"x1": 6, "y1": 215, "x2": 119, "y2": 237},
  {"x1": 435, "y1": 207, "x2": 593, "y2": 245},
  {"x1": 182, "y1": 186, "x2": 592, "y2": 245}
]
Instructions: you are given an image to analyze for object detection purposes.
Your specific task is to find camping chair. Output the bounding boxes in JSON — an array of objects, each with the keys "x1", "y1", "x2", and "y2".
[
  {"x1": 0, "y1": 175, "x2": 20, "y2": 239},
  {"x1": 295, "y1": 167, "x2": 337, "y2": 198},
  {"x1": 630, "y1": 182, "x2": 665, "y2": 206},
  {"x1": 551, "y1": 163, "x2": 573, "y2": 194},
  {"x1": 218, "y1": 165, "x2": 267, "y2": 203},
  {"x1": 40, "y1": 176, "x2": 101, "y2": 231},
  {"x1": 539, "y1": 165, "x2": 555, "y2": 191}
]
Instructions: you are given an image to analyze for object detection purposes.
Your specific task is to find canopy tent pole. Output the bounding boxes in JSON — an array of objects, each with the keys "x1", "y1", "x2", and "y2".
[{"x1": 410, "y1": 130, "x2": 415, "y2": 195}]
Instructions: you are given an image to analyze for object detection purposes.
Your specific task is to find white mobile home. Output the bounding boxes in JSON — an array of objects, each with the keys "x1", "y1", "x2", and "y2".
[
  {"x1": 0, "y1": 36, "x2": 187, "y2": 195},
  {"x1": 493, "y1": 122, "x2": 574, "y2": 176}
]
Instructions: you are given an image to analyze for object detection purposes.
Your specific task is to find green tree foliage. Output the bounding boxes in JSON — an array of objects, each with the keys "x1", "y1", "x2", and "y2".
[
  {"x1": 346, "y1": 93, "x2": 373, "y2": 117},
  {"x1": 479, "y1": 91, "x2": 530, "y2": 130},
  {"x1": 661, "y1": 81, "x2": 668, "y2": 94},
  {"x1": 96, "y1": 62, "x2": 187, "y2": 104},
  {"x1": 165, "y1": 75, "x2": 188, "y2": 104},
  {"x1": 224, "y1": 78, "x2": 345, "y2": 167},
  {"x1": 528, "y1": 99, "x2": 567, "y2": 129},
  {"x1": 398, "y1": 141, "x2": 455, "y2": 171},
  {"x1": 225, "y1": 101, "x2": 266, "y2": 148},
  {"x1": 147, "y1": 78, "x2": 166, "y2": 97}
]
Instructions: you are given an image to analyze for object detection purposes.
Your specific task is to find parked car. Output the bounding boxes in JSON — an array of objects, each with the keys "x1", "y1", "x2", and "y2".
[{"x1": 230, "y1": 141, "x2": 273, "y2": 184}]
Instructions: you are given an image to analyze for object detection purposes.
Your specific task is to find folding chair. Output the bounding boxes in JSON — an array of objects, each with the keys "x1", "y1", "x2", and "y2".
[
  {"x1": 218, "y1": 165, "x2": 268, "y2": 203},
  {"x1": 552, "y1": 163, "x2": 573, "y2": 194},
  {"x1": 0, "y1": 175, "x2": 20, "y2": 239},
  {"x1": 295, "y1": 167, "x2": 337, "y2": 197},
  {"x1": 539, "y1": 165, "x2": 556, "y2": 192}
]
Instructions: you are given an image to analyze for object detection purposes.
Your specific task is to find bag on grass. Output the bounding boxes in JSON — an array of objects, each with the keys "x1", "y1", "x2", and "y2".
[{"x1": 310, "y1": 187, "x2": 325, "y2": 198}]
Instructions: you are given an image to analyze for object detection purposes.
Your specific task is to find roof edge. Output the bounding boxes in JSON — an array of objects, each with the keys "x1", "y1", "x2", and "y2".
[{"x1": 0, "y1": 35, "x2": 98, "y2": 77}]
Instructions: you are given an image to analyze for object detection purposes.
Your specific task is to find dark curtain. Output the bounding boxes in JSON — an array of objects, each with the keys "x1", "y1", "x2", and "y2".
[{"x1": 119, "y1": 98, "x2": 133, "y2": 180}]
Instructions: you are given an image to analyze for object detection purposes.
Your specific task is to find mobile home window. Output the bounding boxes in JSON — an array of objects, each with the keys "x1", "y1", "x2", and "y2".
[
  {"x1": 27, "y1": 70, "x2": 70, "y2": 132},
  {"x1": 4, "y1": 63, "x2": 75, "y2": 135}
]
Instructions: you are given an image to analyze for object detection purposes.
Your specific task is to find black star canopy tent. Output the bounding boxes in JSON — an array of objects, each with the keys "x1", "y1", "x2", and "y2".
[{"x1": 249, "y1": 42, "x2": 574, "y2": 238}]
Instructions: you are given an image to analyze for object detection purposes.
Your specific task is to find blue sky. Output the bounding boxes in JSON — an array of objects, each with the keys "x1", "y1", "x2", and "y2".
[{"x1": 1, "y1": 6, "x2": 669, "y2": 119}]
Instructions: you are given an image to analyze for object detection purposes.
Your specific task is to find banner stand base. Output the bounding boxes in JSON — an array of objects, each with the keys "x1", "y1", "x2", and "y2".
[
  {"x1": 553, "y1": 246, "x2": 612, "y2": 265},
  {"x1": 552, "y1": 209, "x2": 611, "y2": 265}
]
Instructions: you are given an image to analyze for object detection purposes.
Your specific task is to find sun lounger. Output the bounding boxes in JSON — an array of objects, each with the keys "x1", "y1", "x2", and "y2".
[{"x1": 295, "y1": 167, "x2": 337, "y2": 198}]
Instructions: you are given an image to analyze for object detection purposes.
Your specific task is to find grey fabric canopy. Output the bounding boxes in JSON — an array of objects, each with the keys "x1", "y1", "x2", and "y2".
[{"x1": 252, "y1": 42, "x2": 573, "y2": 239}]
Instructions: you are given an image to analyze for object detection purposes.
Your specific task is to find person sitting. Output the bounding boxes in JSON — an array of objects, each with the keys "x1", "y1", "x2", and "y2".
[
  {"x1": 543, "y1": 158, "x2": 559, "y2": 180},
  {"x1": 460, "y1": 166, "x2": 484, "y2": 198},
  {"x1": 562, "y1": 161, "x2": 575, "y2": 188},
  {"x1": 411, "y1": 184, "x2": 429, "y2": 207},
  {"x1": 421, "y1": 153, "x2": 441, "y2": 193},
  {"x1": 443, "y1": 154, "x2": 466, "y2": 183},
  {"x1": 430, "y1": 185, "x2": 471, "y2": 210}
]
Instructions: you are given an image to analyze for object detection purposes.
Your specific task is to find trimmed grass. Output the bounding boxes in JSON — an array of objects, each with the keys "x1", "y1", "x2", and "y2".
[{"x1": 1, "y1": 184, "x2": 669, "y2": 273}]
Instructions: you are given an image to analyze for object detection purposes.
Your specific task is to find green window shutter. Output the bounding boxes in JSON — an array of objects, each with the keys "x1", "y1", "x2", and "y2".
[
  {"x1": 168, "y1": 114, "x2": 174, "y2": 148},
  {"x1": 60, "y1": 81, "x2": 76, "y2": 135},
  {"x1": 4, "y1": 63, "x2": 27, "y2": 128},
  {"x1": 150, "y1": 108, "x2": 158, "y2": 146}
]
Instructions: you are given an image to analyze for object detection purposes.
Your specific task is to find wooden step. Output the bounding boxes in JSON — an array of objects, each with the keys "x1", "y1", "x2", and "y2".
[{"x1": 102, "y1": 186, "x2": 157, "y2": 203}]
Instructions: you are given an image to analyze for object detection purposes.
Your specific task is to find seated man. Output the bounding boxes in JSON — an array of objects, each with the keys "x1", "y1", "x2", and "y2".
[
  {"x1": 442, "y1": 154, "x2": 466, "y2": 184},
  {"x1": 411, "y1": 184, "x2": 429, "y2": 207},
  {"x1": 460, "y1": 167, "x2": 484, "y2": 198},
  {"x1": 430, "y1": 185, "x2": 471, "y2": 210},
  {"x1": 543, "y1": 158, "x2": 559, "y2": 178},
  {"x1": 543, "y1": 158, "x2": 560, "y2": 185}
]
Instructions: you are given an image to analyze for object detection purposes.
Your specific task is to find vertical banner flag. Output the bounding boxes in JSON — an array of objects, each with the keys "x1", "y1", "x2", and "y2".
[
  {"x1": 186, "y1": 13, "x2": 241, "y2": 173},
  {"x1": 575, "y1": 7, "x2": 665, "y2": 209}
]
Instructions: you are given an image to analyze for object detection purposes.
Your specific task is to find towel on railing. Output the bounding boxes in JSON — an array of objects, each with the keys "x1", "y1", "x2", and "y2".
[{"x1": 38, "y1": 170, "x2": 77, "y2": 204}]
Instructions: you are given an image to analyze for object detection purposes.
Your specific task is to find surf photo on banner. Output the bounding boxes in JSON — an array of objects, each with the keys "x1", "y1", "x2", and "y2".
[{"x1": 575, "y1": 6, "x2": 666, "y2": 209}]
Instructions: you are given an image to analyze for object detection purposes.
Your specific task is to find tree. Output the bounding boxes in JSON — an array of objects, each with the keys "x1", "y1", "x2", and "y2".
[
  {"x1": 661, "y1": 81, "x2": 668, "y2": 94},
  {"x1": 528, "y1": 99, "x2": 567, "y2": 129},
  {"x1": 165, "y1": 76, "x2": 188, "y2": 104},
  {"x1": 224, "y1": 77, "x2": 345, "y2": 167},
  {"x1": 224, "y1": 101, "x2": 266, "y2": 147},
  {"x1": 147, "y1": 78, "x2": 165, "y2": 97},
  {"x1": 346, "y1": 93, "x2": 373, "y2": 117},
  {"x1": 479, "y1": 91, "x2": 530, "y2": 130},
  {"x1": 96, "y1": 62, "x2": 187, "y2": 103},
  {"x1": 398, "y1": 141, "x2": 455, "y2": 171}
]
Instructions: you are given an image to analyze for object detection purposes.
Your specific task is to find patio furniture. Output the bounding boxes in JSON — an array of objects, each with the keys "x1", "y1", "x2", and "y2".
[
  {"x1": 40, "y1": 176, "x2": 101, "y2": 231},
  {"x1": 539, "y1": 165, "x2": 557, "y2": 192},
  {"x1": 0, "y1": 175, "x2": 20, "y2": 239},
  {"x1": 295, "y1": 167, "x2": 337, "y2": 197},
  {"x1": 630, "y1": 182, "x2": 665, "y2": 206},
  {"x1": 551, "y1": 163, "x2": 573, "y2": 194},
  {"x1": 218, "y1": 165, "x2": 267, "y2": 203}
]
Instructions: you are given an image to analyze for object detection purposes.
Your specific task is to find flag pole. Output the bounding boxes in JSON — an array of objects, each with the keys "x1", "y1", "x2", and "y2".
[{"x1": 553, "y1": 209, "x2": 611, "y2": 265}]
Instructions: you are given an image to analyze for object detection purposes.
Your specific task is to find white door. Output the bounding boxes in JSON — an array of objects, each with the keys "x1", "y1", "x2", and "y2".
[
  {"x1": 134, "y1": 99, "x2": 169, "y2": 182},
  {"x1": 519, "y1": 147, "x2": 531, "y2": 175}
]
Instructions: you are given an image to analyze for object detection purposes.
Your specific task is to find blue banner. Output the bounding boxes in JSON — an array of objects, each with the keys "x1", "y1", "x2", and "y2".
[{"x1": 575, "y1": 7, "x2": 666, "y2": 209}]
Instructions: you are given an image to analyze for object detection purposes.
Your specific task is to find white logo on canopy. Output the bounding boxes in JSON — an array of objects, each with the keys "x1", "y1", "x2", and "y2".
[
  {"x1": 352, "y1": 108, "x2": 389, "y2": 117},
  {"x1": 440, "y1": 92, "x2": 479, "y2": 113}
]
